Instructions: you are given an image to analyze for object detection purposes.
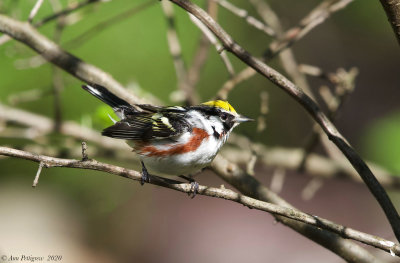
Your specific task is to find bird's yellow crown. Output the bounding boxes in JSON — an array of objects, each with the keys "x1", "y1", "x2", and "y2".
[{"x1": 202, "y1": 100, "x2": 237, "y2": 113}]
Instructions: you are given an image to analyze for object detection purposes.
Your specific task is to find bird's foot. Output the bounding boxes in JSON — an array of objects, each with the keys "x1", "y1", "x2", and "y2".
[
  {"x1": 179, "y1": 175, "x2": 199, "y2": 198},
  {"x1": 141, "y1": 161, "x2": 150, "y2": 185}
]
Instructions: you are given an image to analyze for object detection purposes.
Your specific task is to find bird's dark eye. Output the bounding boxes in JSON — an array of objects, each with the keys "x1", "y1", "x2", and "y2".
[{"x1": 220, "y1": 113, "x2": 228, "y2": 121}]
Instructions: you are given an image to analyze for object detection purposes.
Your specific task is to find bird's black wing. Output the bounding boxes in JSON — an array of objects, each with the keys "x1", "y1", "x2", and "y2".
[{"x1": 101, "y1": 109, "x2": 191, "y2": 141}]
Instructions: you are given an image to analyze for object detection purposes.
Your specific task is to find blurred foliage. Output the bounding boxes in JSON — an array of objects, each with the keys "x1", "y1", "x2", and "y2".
[{"x1": 362, "y1": 110, "x2": 400, "y2": 174}]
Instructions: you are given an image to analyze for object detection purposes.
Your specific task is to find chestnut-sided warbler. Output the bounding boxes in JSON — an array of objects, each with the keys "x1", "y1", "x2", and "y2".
[{"x1": 82, "y1": 84, "x2": 252, "y2": 191}]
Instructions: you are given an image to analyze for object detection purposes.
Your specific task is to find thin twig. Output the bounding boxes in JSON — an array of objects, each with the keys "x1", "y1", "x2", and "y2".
[
  {"x1": 257, "y1": 90, "x2": 268, "y2": 133},
  {"x1": 297, "y1": 67, "x2": 358, "y2": 172},
  {"x1": 169, "y1": 0, "x2": 400, "y2": 242},
  {"x1": 211, "y1": 0, "x2": 275, "y2": 37},
  {"x1": 8, "y1": 89, "x2": 51, "y2": 105},
  {"x1": 189, "y1": 14, "x2": 235, "y2": 77},
  {"x1": 81, "y1": 141, "x2": 88, "y2": 161},
  {"x1": 270, "y1": 167, "x2": 286, "y2": 193},
  {"x1": 248, "y1": 0, "x2": 313, "y2": 97},
  {"x1": 301, "y1": 178, "x2": 324, "y2": 201},
  {"x1": 34, "y1": 0, "x2": 100, "y2": 27},
  {"x1": 28, "y1": 0, "x2": 45, "y2": 23},
  {"x1": 0, "y1": 145, "x2": 398, "y2": 258},
  {"x1": 32, "y1": 161, "x2": 44, "y2": 187}
]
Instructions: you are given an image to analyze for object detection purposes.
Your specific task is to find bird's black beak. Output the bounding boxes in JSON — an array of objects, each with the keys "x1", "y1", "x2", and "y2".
[{"x1": 235, "y1": 114, "x2": 254, "y2": 123}]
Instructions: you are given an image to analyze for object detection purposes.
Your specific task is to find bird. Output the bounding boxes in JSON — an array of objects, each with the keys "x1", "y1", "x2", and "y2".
[{"x1": 82, "y1": 83, "x2": 253, "y2": 195}]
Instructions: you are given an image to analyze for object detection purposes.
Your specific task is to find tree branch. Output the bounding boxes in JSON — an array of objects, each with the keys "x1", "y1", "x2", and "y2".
[
  {"x1": 379, "y1": 0, "x2": 400, "y2": 45},
  {"x1": 169, "y1": 0, "x2": 400, "y2": 242},
  {"x1": 0, "y1": 146, "x2": 398, "y2": 259}
]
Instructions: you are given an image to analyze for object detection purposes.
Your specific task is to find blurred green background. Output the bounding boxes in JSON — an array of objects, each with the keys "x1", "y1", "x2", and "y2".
[{"x1": 1, "y1": 0, "x2": 400, "y2": 262}]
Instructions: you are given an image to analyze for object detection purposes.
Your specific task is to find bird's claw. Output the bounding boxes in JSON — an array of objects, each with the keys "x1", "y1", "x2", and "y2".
[
  {"x1": 189, "y1": 181, "x2": 199, "y2": 199},
  {"x1": 179, "y1": 175, "x2": 199, "y2": 198},
  {"x1": 141, "y1": 161, "x2": 150, "y2": 185}
]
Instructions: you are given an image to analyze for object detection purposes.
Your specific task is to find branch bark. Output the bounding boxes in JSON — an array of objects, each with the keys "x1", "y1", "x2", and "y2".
[
  {"x1": 169, "y1": 0, "x2": 400, "y2": 243},
  {"x1": 379, "y1": 0, "x2": 400, "y2": 45}
]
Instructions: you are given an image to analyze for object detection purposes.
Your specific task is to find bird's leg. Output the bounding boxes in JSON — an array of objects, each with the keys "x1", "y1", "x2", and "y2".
[
  {"x1": 179, "y1": 175, "x2": 199, "y2": 198},
  {"x1": 141, "y1": 161, "x2": 150, "y2": 185}
]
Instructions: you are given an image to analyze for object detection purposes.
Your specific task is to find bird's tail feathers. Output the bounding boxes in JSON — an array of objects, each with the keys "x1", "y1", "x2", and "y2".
[{"x1": 82, "y1": 84, "x2": 131, "y2": 109}]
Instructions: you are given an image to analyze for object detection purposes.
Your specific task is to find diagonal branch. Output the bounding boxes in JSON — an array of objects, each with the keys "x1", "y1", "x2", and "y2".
[
  {"x1": 0, "y1": 146, "x2": 399, "y2": 259},
  {"x1": 169, "y1": 0, "x2": 400, "y2": 242}
]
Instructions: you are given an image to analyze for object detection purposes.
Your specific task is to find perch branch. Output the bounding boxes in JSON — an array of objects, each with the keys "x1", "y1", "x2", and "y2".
[{"x1": 0, "y1": 146, "x2": 398, "y2": 259}]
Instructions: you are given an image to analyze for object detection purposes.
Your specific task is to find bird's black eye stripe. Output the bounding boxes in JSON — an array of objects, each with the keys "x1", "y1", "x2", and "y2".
[{"x1": 223, "y1": 121, "x2": 234, "y2": 132}]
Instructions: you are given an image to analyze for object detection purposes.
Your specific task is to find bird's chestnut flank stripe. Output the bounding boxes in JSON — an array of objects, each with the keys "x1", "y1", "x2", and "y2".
[{"x1": 139, "y1": 128, "x2": 209, "y2": 157}]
